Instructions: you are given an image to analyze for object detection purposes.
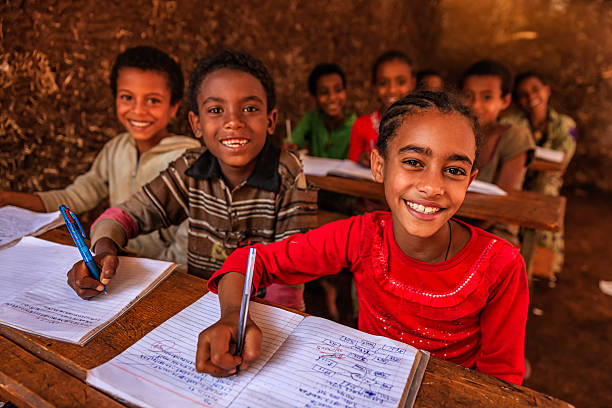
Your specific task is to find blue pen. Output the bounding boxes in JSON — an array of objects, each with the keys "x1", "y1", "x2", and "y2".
[
  {"x1": 235, "y1": 247, "x2": 257, "y2": 363},
  {"x1": 59, "y1": 205, "x2": 106, "y2": 294}
]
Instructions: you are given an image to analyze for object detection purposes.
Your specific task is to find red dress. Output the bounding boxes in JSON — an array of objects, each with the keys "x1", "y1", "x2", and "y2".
[
  {"x1": 347, "y1": 110, "x2": 380, "y2": 162},
  {"x1": 208, "y1": 211, "x2": 529, "y2": 384}
]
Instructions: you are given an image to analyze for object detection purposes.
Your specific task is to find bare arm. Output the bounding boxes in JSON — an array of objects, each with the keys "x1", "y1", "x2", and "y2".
[
  {"x1": 496, "y1": 152, "x2": 527, "y2": 191},
  {"x1": 0, "y1": 191, "x2": 45, "y2": 212},
  {"x1": 196, "y1": 272, "x2": 262, "y2": 377}
]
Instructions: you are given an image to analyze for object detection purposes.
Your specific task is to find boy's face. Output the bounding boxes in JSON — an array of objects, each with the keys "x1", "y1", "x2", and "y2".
[
  {"x1": 515, "y1": 76, "x2": 550, "y2": 116},
  {"x1": 188, "y1": 69, "x2": 277, "y2": 184},
  {"x1": 314, "y1": 73, "x2": 346, "y2": 119},
  {"x1": 371, "y1": 110, "x2": 477, "y2": 252},
  {"x1": 376, "y1": 59, "x2": 416, "y2": 111},
  {"x1": 115, "y1": 68, "x2": 179, "y2": 150},
  {"x1": 461, "y1": 75, "x2": 511, "y2": 127}
]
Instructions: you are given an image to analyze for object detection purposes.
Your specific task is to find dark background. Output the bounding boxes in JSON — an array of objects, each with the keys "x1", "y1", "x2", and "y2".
[
  {"x1": 2, "y1": 0, "x2": 611, "y2": 193},
  {"x1": 1, "y1": 1, "x2": 611, "y2": 406}
]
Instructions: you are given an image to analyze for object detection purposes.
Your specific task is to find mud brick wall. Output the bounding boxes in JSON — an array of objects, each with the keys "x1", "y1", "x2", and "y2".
[{"x1": 1, "y1": 0, "x2": 611, "y2": 194}]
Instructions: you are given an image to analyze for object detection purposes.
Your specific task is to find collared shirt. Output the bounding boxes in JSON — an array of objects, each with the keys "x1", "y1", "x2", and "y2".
[
  {"x1": 92, "y1": 141, "x2": 318, "y2": 279},
  {"x1": 291, "y1": 109, "x2": 357, "y2": 159}
]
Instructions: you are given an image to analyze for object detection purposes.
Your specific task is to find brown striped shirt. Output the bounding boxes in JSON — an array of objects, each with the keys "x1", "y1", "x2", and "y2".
[{"x1": 91, "y1": 141, "x2": 318, "y2": 279}]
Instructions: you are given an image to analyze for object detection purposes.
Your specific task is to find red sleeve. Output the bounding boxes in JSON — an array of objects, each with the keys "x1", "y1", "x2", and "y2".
[
  {"x1": 207, "y1": 215, "x2": 364, "y2": 293},
  {"x1": 476, "y1": 249, "x2": 529, "y2": 384},
  {"x1": 347, "y1": 116, "x2": 368, "y2": 162}
]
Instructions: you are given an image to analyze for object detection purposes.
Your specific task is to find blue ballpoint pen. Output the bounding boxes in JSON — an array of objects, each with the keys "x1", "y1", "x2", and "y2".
[{"x1": 59, "y1": 205, "x2": 106, "y2": 294}]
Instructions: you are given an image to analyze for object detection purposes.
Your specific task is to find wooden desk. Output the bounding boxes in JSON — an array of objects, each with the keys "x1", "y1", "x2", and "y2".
[
  {"x1": 307, "y1": 175, "x2": 565, "y2": 232},
  {"x1": 530, "y1": 157, "x2": 564, "y2": 173},
  {"x1": 0, "y1": 229, "x2": 572, "y2": 408}
]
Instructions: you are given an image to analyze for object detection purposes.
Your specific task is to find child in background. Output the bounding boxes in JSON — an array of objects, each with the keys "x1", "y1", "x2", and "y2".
[
  {"x1": 0, "y1": 46, "x2": 199, "y2": 262},
  {"x1": 197, "y1": 91, "x2": 528, "y2": 385},
  {"x1": 460, "y1": 59, "x2": 535, "y2": 245},
  {"x1": 416, "y1": 69, "x2": 445, "y2": 91},
  {"x1": 66, "y1": 49, "x2": 318, "y2": 311},
  {"x1": 290, "y1": 63, "x2": 356, "y2": 159},
  {"x1": 348, "y1": 51, "x2": 415, "y2": 168},
  {"x1": 509, "y1": 71, "x2": 577, "y2": 275}
]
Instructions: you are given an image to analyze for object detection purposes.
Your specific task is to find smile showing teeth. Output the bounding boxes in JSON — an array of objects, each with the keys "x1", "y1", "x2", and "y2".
[
  {"x1": 220, "y1": 138, "x2": 249, "y2": 148},
  {"x1": 405, "y1": 200, "x2": 441, "y2": 215},
  {"x1": 128, "y1": 120, "x2": 152, "y2": 128}
]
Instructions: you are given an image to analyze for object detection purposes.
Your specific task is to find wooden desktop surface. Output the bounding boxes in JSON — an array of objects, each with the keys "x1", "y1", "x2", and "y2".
[
  {"x1": 0, "y1": 228, "x2": 572, "y2": 408},
  {"x1": 307, "y1": 175, "x2": 566, "y2": 232},
  {"x1": 530, "y1": 157, "x2": 564, "y2": 173}
]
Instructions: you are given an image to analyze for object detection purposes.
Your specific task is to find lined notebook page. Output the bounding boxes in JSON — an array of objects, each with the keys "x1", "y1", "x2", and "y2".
[
  {"x1": 0, "y1": 237, "x2": 80, "y2": 302},
  {"x1": 0, "y1": 206, "x2": 61, "y2": 247},
  {"x1": 235, "y1": 316, "x2": 417, "y2": 408},
  {"x1": 87, "y1": 292, "x2": 304, "y2": 408},
  {"x1": 0, "y1": 237, "x2": 175, "y2": 344}
]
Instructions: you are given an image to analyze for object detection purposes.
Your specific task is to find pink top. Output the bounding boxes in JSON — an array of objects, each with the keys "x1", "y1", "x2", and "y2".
[
  {"x1": 347, "y1": 110, "x2": 380, "y2": 162},
  {"x1": 209, "y1": 212, "x2": 529, "y2": 384}
]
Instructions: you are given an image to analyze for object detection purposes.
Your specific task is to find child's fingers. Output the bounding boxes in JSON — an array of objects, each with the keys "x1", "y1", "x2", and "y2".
[
  {"x1": 196, "y1": 326, "x2": 241, "y2": 377},
  {"x1": 239, "y1": 322, "x2": 263, "y2": 371},
  {"x1": 67, "y1": 261, "x2": 105, "y2": 299},
  {"x1": 98, "y1": 254, "x2": 119, "y2": 285}
]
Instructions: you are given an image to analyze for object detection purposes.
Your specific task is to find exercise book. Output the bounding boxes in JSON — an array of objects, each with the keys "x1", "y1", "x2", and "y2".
[
  {"x1": 0, "y1": 205, "x2": 62, "y2": 247},
  {"x1": 0, "y1": 237, "x2": 177, "y2": 345},
  {"x1": 87, "y1": 292, "x2": 429, "y2": 408}
]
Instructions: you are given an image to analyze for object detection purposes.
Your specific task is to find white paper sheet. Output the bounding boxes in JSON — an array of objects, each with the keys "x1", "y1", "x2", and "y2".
[
  {"x1": 87, "y1": 293, "x2": 418, "y2": 408},
  {"x1": 0, "y1": 237, "x2": 175, "y2": 344},
  {"x1": 300, "y1": 155, "x2": 375, "y2": 181},
  {"x1": 468, "y1": 180, "x2": 507, "y2": 196},
  {"x1": 87, "y1": 292, "x2": 303, "y2": 407},
  {"x1": 0, "y1": 206, "x2": 61, "y2": 247},
  {"x1": 535, "y1": 146, "x2": 564, "y2": 163}
]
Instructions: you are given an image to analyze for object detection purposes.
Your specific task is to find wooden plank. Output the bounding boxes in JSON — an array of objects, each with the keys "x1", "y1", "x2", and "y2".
[
  {"x1": 307, "y1": 175, "x2": 565, "y2": 232},
  {"x1": 530, "y1": 158, "x2": 564, "y2": 172},
  {"x1": 416, "y1": 358, "x2": 574, "y2": 408},
  {"x1": 0, "y1": 336, "x2": 124, "y2": 408}
]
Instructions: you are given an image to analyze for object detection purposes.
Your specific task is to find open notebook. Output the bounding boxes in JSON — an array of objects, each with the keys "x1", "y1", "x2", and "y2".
[
  {"x1": 0, "y1": 205, "x2": 63, "y2": 247},
  {"x1": 87, "y1": 292, "x2": 429, "y2": 408},
  {"x1": 0, "y1": 237, "x2": 177, "y2": 345}
]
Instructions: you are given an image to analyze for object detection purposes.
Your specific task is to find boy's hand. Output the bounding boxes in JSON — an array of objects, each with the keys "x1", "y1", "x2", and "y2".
[
  {"x1": 358, "y1": 151, "x2": 371, "y2": 168},
  {"x1": 196, "y1": 311, "x2": 262, "y2": 377},
  {"x1": 67, "y1": 238, "x2": 119, "y2": 299}
]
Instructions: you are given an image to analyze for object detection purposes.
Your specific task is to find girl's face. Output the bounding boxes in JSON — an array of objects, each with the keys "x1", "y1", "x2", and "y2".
[
  {"x1": 371, "y1": 110, "x2": 478, "y2": 250},
  {"x1": 515, "y1": 76, "x2": 550, "y2": 116},
  {"x1": 314, "y1": 73, "x2": 346, "y2": 119},
  {"x1": 375, "y1": 59, "x2": 415, "y2": 111}
]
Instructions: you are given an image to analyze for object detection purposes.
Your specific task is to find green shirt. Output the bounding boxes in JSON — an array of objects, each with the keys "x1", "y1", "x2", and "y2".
[{"x1": 291, "y1": 110, "x2": 357, "y2": 159}]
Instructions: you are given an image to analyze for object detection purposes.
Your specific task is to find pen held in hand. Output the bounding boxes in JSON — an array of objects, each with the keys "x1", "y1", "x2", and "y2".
[
  {"x1": 234, "y1": 247, "x2": 257, "y2": 361},
  {"x1": 59, "y1": 205, "x2": 107, "y2": 294}
]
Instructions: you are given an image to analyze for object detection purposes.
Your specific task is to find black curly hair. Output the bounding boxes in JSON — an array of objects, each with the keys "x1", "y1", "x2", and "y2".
[
  {"x1": 377, "y1": 90, "x2": 481, "y2": 166},
  {"x1": 459, "y1": 59, "x2": 513, "y2": 97},
  {"x1": 110, "y1": 45, "x2": 184, "y2": 105},
  {"x1": 307, "y1": 63, "x2": 346, "y2": 96},
  {"x1": 188, "y1": 49, "x2": 275, "y2": 115},
  {"x1": 371, "y1": 50, "x2": 413, "y2": 84}
]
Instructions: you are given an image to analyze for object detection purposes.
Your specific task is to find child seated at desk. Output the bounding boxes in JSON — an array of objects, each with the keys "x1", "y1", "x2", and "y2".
[
  {"x1": 66, "y1": 49, "x2": 318, "y2": 311},
  {"x1": 348, "y1": 50, "x2": 416, "y2": 168},
  {"x1": 507, "y1": 71, "x2": 578, "y2": 275},
  {"x1": 460, "y1": 59, "x2": 535, "y2": 245},
  {"x1": 0, "y1": 46, "x2": 200, "y2": 262},
  {"x1": 197, "y1": 91, "x2": 529, "y2": 385},
  {"x1": 290, "y1": 63, "x2": 357, "y2": 159}
]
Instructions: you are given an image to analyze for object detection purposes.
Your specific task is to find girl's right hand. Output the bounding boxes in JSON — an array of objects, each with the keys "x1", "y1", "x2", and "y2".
[
  {"x1": 358, "y1": 151, "x2": 371, "y2": 168},
  {"x1": 195, "y1": 312, "x2": 262, "y2": 377}
]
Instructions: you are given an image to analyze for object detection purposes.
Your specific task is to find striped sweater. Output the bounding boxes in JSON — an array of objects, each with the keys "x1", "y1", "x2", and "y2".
[{"x1": 91, "y1": 141, "x2": 318, "y2": 279}]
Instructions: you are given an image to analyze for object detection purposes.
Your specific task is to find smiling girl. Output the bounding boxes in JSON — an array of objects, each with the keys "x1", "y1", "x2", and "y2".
[{"x1": 197, "y1": 91, "x2": 529, "y2": 385}]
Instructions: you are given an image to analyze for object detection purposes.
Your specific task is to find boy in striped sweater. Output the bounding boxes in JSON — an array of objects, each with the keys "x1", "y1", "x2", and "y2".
[{"x1": 66, "y1": 50, "x2": 318, "y2": 311}]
